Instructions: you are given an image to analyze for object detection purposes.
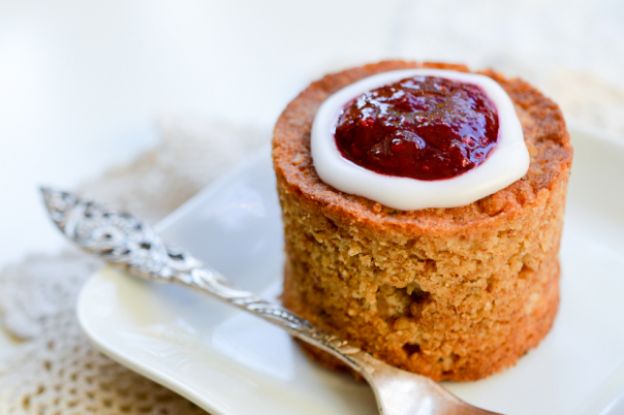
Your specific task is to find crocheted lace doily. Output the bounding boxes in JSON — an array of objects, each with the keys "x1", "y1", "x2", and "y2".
[
  {"x1": 0, "y1": 119, "x2": 265, "y2": 415},
  {"x1": 0, "y1": 64, "x2": 623, "y2": 415}
]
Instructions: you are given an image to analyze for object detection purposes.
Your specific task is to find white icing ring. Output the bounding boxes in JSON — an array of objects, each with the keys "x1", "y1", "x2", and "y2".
[{"x1": 311, "y1": 69, "x2": 529, "y2": 210}]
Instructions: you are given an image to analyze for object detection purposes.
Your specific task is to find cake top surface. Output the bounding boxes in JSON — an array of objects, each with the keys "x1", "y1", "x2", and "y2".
[
  {"x1": 272, "y1": 60, "x2": 572, "y2": 233},
  {"x1": 310, "y1": 68, "x2": 529, "y2": 210}
]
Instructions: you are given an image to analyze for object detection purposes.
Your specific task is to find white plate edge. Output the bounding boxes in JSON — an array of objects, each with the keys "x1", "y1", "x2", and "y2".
[{"x1": 76, "y1": 275, "x2": 227, "y2": 415}]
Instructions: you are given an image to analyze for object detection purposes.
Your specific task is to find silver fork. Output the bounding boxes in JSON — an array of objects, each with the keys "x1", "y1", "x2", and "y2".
[{"x1": 41, "y1": 187, "x2": 502, "y2": 415}]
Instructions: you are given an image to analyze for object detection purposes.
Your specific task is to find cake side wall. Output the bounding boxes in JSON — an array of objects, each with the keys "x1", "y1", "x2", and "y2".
[{"x1": 277, "y1": 171, "x2": 569, "y2": 381}]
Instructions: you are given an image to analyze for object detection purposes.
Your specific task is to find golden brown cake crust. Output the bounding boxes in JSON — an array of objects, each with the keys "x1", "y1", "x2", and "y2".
[
  {"x1": 272, "y1": 60, "x2": 572, "y2": 381},
  {"x1": 273, "y1": 60, "x2": 572, "y2": 234}
]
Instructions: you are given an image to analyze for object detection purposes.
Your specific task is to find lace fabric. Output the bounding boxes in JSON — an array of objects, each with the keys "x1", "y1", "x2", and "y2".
[{"x1": 0, "y1": 119, "x2": 264, "y2": 414}]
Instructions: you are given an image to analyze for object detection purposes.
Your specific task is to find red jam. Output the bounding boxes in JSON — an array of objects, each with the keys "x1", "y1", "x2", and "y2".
[{"x1": 334, "y1": 76, "x2": 499, "y2": 180}]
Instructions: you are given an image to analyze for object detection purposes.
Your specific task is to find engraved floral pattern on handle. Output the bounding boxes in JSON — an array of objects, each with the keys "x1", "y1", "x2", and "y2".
[
  {"x1": 40, "y1": 187, "x2": 365, "y2": 370},
  {"x1": 41, "y1": 187, "x2": 504, "y2": 415}
]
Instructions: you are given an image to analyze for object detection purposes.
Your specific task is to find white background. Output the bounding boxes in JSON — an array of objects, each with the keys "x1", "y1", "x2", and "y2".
[
  {"x1": 0, "y1": 0, "x2": 400, "y2": 263},
  {"x1": 1, "y1": 0, "x2": 622, "y2": 263}
]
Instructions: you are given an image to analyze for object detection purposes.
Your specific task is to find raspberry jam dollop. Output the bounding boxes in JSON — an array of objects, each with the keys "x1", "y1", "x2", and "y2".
[{"x1": 334, "y1": 75, "x2": 499, "y2": 181}]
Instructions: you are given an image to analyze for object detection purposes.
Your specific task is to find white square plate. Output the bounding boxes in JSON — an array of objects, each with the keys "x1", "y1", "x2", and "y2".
[{"x1": 78, "y1": 126, "x2": 624, "y2": 415}]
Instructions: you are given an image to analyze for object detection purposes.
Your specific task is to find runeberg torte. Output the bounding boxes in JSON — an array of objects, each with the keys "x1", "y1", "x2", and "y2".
[{"x1": 272, "y1": 60, "x2": 572, "y2": 381}]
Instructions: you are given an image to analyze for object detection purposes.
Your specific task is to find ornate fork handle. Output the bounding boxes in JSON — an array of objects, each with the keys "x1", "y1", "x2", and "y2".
[
  {"x1": 41, "y1": 187, "x2": 369, "y2": 374},
  {"x1": 42, "y1": 188, "x2": 505, "y2": 415}
]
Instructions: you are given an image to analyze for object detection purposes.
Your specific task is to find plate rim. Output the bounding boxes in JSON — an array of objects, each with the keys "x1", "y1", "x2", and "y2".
[
  {"x1": 76, "y1": 146, "x2": 274, "y2": 415},
  {"x1": 77, "y1": 286, "x2": 222, "y2": 413}
]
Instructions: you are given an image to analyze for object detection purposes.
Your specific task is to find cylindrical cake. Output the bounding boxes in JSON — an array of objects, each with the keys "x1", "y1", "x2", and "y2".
[{"x1": 272, "y1": 61, "x2": 572, "y2": 381}]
